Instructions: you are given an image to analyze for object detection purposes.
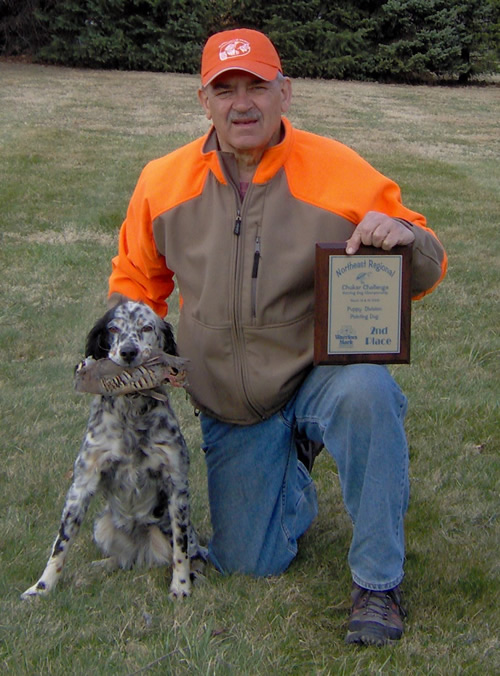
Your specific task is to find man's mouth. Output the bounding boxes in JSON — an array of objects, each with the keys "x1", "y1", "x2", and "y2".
[{"x1": 232, "y1": 118, "x2": 258, "y2": 126}]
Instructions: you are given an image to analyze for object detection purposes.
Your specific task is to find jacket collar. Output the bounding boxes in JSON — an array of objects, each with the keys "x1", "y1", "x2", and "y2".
[{"x1": 201, "y1": 117, "x2": 294, "y2": 185}]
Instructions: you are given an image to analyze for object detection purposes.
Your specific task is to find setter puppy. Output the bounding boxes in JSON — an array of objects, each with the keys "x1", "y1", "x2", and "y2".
[{"x1": 21, "y1": 301, "x2": 205, "y2": 601}]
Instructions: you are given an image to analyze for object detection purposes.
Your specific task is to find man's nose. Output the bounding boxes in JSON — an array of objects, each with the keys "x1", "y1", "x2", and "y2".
[{"x1": 232, "y1": 88, "x2": 253, "y2": 111}]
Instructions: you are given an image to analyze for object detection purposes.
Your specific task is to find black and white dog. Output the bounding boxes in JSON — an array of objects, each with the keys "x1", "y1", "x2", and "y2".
[{"x1": 21, "y1": 301, "x2": 204, "y2": 600}]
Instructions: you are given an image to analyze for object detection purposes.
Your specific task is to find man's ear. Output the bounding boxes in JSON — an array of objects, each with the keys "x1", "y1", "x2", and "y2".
[
  {"x1": 198, "y1": 87, "x2": 212, "y2": 120},
  {"x1": 280, "y1": 77, "x2": 292, "y2": 114}
]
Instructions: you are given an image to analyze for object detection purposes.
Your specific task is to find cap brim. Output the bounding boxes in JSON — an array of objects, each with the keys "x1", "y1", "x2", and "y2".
[{"x1": 202, "y1": 63, "x2": 280, "y2": 87}]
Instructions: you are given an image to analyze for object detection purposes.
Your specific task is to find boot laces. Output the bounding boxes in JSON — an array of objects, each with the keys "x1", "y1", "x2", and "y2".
[{"x1": 359, "y1": 588, "x2": 407, "y2": 620}]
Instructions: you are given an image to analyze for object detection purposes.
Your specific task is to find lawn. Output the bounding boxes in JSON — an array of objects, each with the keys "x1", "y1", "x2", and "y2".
[{"x1": 0, "y1": 62, "x2": 498, "y2": 675}]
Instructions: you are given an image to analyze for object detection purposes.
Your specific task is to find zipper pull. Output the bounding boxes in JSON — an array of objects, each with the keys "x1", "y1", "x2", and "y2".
[{"x1": 234, "y1": 210, "x2": 242, "y2": 235}]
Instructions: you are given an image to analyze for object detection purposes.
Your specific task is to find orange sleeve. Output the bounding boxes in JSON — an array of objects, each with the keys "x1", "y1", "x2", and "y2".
[
  {"x1": 284, "y1": 127, "x2": 447, "y2": 298},
  {"x1": 367, "y1": 175, "x2": 448, "y2": 299},
  {"x1": 108, "y1": 136, "x2": 214, "y2": 317},
  {"x1": 108, "y1": 169, "x2": 174, "y2": 318}
]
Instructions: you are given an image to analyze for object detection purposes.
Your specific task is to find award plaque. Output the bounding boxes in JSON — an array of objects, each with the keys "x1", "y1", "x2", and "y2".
[{"x1": 314, "y1": 243, "x2": 412, "y2": 365}]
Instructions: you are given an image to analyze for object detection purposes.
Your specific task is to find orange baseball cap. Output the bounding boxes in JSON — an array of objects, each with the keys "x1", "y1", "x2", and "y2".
[{"x1": 201, "y1": 29, "x2": 283, "y2": 87}]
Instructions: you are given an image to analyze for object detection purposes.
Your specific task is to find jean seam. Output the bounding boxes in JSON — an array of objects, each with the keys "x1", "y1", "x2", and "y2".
[
  {"x1": 395, "y1": 399, "x2": 409, "y2": 567},
  {"x1": 279, "y1": 423, "x2": 305, "y2": 557},
  {"x1": 278, "y1": 409, "x2": 294, "y2": 430},
  {"x1": 279, "y1": 432, "x2": 295, "y2": 548},
  {"x1": 356, "y1": 395, "x2": 408, "y2": 589}
]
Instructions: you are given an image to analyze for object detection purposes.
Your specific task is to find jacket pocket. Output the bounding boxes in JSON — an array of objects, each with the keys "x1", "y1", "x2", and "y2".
[{"x1": 241, "y1": 311, "x2": 315, "y2": 417}]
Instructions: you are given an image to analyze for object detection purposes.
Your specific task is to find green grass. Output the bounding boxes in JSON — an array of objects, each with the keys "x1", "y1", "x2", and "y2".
[{"x1": 0, "y1": 62, "x2": 498, "y2": 675}]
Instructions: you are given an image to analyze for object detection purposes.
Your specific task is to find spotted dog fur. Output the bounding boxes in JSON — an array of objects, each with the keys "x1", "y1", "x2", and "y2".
[{"x1": 21, "y1": 301, "x2": 205, "y2": 601}]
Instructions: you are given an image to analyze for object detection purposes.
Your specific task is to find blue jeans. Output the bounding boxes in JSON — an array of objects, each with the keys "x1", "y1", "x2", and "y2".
[{"x1": 200, "y1": 364, "x2": 409, "y2": 591}]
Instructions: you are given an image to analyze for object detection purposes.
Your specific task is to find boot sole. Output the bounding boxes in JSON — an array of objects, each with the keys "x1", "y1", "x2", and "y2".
[{"x1": 345, "y1": 623, "x2": 403, "y2": 646}]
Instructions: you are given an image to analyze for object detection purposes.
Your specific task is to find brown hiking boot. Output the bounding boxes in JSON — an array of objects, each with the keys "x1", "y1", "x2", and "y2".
[{"x1": 345, "y1": 583, "x2": 407, "y2": 646}]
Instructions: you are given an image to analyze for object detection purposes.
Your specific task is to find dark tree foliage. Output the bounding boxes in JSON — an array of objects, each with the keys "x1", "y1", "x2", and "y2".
[
  {"x1": 223, "y1": 0, "x2": 498, "y2": 82},
  {"x1": 1, "y1": 0, "x2": 498, "y2": 82},
  {"x1": 0, "y1": 0, "x2": 51, "y2": 56},
  {"x1": 364, "y1": 0, "x2": 499, "y2": 82},
  {"x1": 231, "y1": 1, "x2": 374, "y2": 79},
  {"x1": 30, "y1": 0, "x2": 210, "y2": 72}
]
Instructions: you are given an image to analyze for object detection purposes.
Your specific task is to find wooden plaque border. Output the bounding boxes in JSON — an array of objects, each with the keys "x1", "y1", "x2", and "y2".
[{"x1": 314, "y1": 243, "x2": 412, "y2": 365}]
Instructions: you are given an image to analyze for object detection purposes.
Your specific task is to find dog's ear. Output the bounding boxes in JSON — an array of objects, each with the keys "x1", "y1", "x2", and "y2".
[
  {"x1": 161, "y1": 320, "x2": 178, "y2": 356},
  {"x1": 85, "y1": 307, "x2": 115, "y2": 359}
]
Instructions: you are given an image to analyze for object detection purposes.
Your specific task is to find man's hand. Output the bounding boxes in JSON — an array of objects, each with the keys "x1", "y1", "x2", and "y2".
[{"x1": 345, "y1": 211, "x2": 415, "y2": 255}]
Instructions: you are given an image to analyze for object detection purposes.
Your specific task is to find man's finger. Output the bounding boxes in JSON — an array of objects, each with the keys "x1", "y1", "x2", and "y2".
[{"x1": 345, "y1": 230, "x2": 362, "y2": 255}]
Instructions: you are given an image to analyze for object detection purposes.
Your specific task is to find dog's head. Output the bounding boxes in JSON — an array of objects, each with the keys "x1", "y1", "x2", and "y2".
[{"x1": 85, "y1": 301, "x2": 177, "y2": 366}]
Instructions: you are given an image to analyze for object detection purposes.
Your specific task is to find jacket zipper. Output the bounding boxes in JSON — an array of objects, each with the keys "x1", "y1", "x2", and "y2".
[
  {"x1": 251, "y1": 234, "x2": 261, "y2": 319},
  {"x1": 231, "y1": 197, "x2": 265, "y2": 419}
]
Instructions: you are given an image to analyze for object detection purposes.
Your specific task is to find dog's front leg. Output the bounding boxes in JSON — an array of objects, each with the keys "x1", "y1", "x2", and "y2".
[
  {"x1": 167, "y1": 482, "x2": 192, "y2": 600},
  {"x1": 21, "y1": 470, "x2": 99, "y2": 600}
]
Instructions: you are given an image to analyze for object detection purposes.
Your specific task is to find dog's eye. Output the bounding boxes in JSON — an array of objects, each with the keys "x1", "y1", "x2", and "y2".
[
  {"x1": 141, "y1": 325, "x2": 154, "y2": 333},
  {"x1": 109, "y1": 326, "x2": 120, "y2": 334}
]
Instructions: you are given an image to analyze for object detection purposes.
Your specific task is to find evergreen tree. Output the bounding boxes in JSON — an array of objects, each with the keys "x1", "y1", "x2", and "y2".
[
  {"x1": 215, "y1": 0, "x2": 498, "y2": 81},
  {"x1": 367, "y1": 0, "x2": 498, "y2": 81},
  {"x1": 35, "y1": 0, "x2": 209, "y2": 72},
  {"x1": 0, "y1": 0, "x2": 51, "y2": 56},
  {"x1": 1, "y1": 0, "x2": 498, "y2": 81},
  {"x1": 224, "y1": 0, "x2": 375, "y2": 79}
]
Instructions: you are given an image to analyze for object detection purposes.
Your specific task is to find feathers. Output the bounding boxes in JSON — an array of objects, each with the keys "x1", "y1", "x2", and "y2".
[{"x1": 74, "y1": 349, "x2": 189, "y2": 396}]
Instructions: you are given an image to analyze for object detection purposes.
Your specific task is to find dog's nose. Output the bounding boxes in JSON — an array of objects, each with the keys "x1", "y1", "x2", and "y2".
[{"x1": 120, "y1": 346, "x2": 139, "y2": 364}]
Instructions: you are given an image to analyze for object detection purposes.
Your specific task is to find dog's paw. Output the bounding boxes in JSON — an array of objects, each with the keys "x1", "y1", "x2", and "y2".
[
  {"x1": 20, "y1": 581, "x2": 50, "y2": 600},
  {"x1": 169, "y1": 577, "x2": 191, "y2": 600},
  {"x1": 169, "y1": 586, "x2": 191, "y2": 600}
]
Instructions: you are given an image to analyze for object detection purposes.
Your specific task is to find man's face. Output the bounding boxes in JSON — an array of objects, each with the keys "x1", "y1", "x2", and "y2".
[{"x1": 198, "y1": 71, "x2": 292, "y2": 156}]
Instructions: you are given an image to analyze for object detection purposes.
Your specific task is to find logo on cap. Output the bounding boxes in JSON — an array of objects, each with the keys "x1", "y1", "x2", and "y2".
[{"x1": 219, "y1": 39, "x2": 251, "y2": 62}]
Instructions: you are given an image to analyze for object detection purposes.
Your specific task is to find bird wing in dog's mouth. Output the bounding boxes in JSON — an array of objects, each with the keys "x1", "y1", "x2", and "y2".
[{"x1": 74, "y1": 349, "x2": 189, "y2": 395}]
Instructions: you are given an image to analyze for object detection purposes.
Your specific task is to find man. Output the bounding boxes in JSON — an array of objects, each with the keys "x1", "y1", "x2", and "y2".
[{"x1": 108, "y1": 28, "x2": 447, "y2": 646}]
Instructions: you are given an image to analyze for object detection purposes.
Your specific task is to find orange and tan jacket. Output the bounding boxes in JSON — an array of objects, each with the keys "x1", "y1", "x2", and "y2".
[{"x1": 109, "y1": 117, "x2": 447, "y2": 424}]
